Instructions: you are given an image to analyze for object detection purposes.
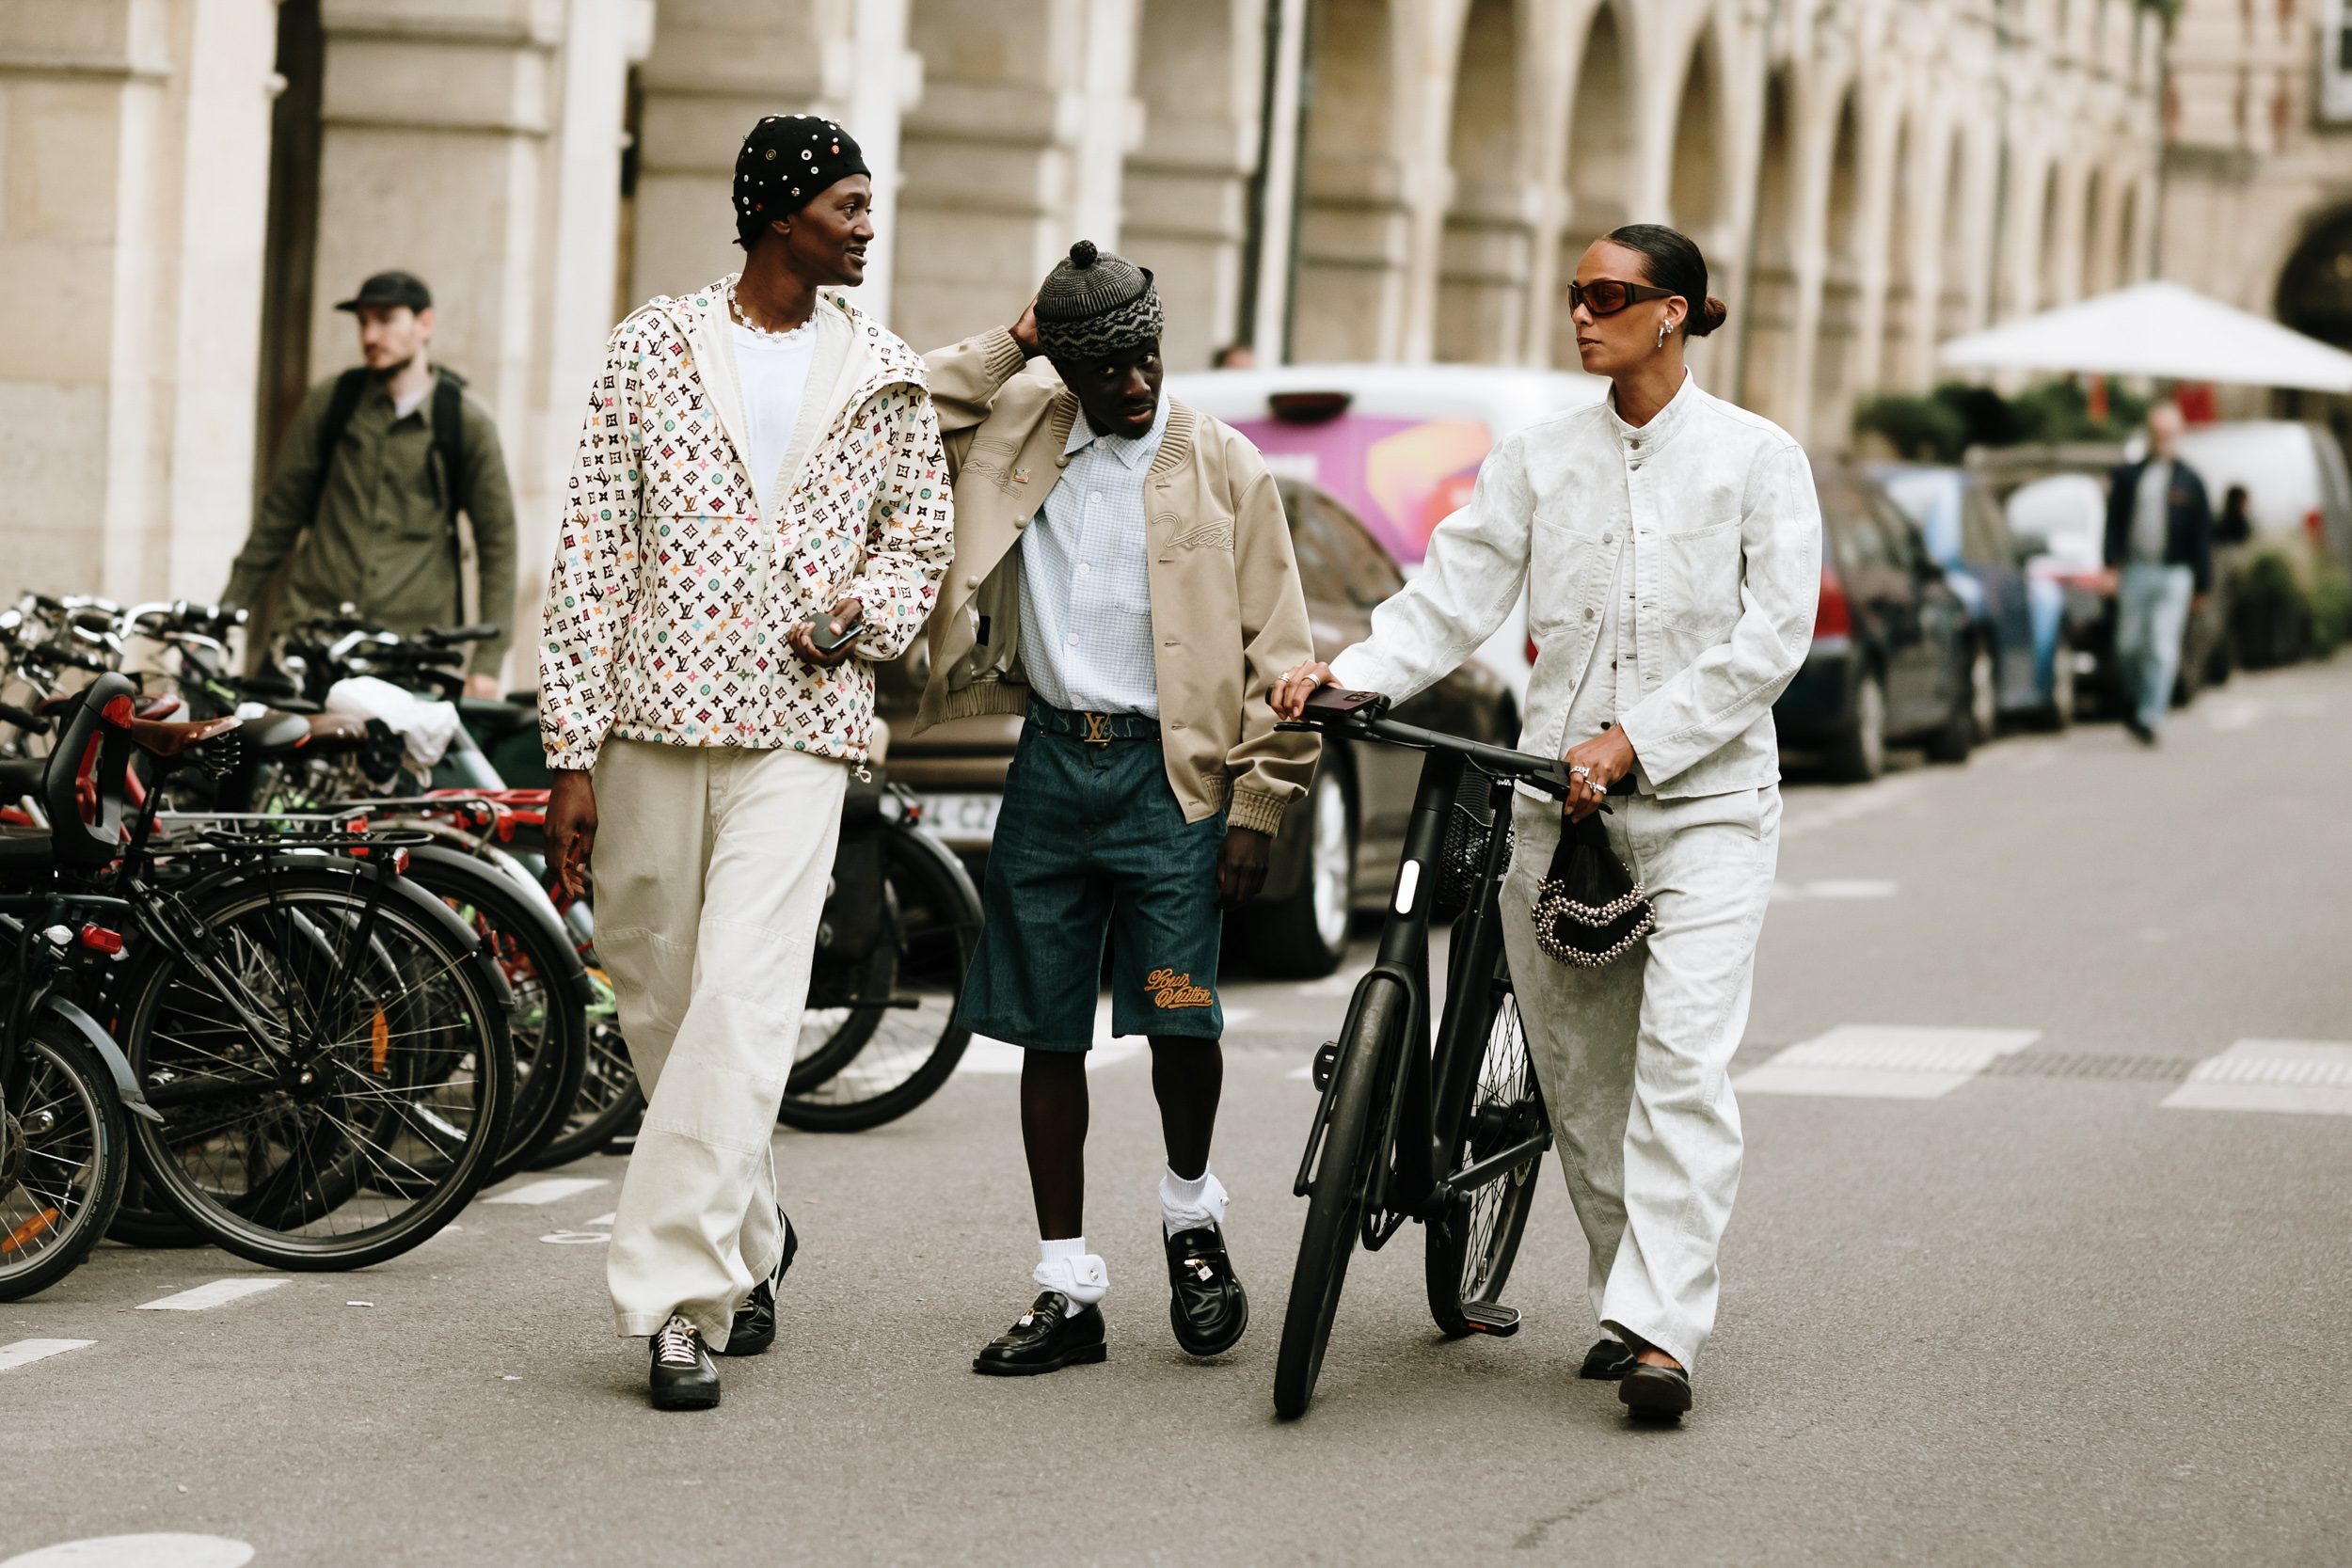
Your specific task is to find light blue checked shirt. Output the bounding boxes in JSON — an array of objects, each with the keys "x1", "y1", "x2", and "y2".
[{"x1": 1017, "y1": 392, "x2": 1170, "y2": 717}]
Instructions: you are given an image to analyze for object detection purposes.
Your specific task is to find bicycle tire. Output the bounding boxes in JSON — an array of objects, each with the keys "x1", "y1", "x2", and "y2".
[
  {"x1": 402, "y1": 853, "x2": 585, "y2": 1180},
  {"x1": 1423, "y1": 983, "x2": 1545, "y2": 1337},
  {"x1": 0, "y1": 1024, "x2": 130, "y2": 1301},
  {"x1": 775, "y1": 823, "x2": 978, "y2": 1133},
  {"x1": 527, "y1": 984, "x2": 642, "y2": 1168},
  {"x1": 1273, "y1": 974, "x2": 1405, "y2": 1420},
  {"x1": 121, "y1": 867, "x2": 513, "y2": 1271}
]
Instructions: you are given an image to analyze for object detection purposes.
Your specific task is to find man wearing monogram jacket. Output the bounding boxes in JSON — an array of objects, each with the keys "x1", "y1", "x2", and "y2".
[{"x1": 539, "y1": 116, "x2": 950, "y2": 1411}]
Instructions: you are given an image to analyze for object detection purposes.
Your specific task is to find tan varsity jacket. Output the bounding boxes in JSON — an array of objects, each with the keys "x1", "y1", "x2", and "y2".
[{"x1": 913, "y1": 327, "x2": 1318, "y2": 837}]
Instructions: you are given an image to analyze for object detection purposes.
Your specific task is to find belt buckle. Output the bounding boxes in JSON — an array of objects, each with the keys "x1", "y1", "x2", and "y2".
[{"x1": 1079, "y1": 712, "x2": 1114, "y2": 748}]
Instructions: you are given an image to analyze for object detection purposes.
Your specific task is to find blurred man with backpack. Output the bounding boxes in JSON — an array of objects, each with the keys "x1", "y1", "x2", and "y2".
[{"x1": 223, "y1": 270, "x2": 517, "y2": 697}]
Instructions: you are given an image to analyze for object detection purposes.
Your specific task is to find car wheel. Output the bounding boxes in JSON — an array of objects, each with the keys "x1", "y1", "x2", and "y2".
[
  {"x1": 2035, "y1": 633, "x2": 2076, "y2": 732},
  {"x1": 1238, "y1": 766, "x2": 1356, "y2": 980},
  {"x1": 1824, "y1": 669, "x2": 1887, "y2": 783}
]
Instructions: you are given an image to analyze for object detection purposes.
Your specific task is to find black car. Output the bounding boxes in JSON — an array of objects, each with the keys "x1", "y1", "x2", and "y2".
[
  {"x1": 881, "y1": 477, "x2": 1515, "y2": 979},
  {"x1": 1773, "y1": 463, "x2": 1979, "y2": 781}
]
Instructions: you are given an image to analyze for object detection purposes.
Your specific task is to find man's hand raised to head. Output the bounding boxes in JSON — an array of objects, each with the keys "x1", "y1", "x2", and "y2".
[
  {"x1": 545, "y1": 768, "x2": 597, "y2": 900},
  {"x1": 1010, "y1": 296, "x2": 1041, "y2": 360},
  {"x1": 1216, "y1": 825, "x2": 1271, "y2": 910}
]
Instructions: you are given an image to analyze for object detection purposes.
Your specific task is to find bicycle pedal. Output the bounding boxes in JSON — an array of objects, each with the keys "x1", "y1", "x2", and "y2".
[
  {"x1": 1460, "y1": 1302, "x2": 1521, "y2": 1337},
  {"x1": 1311, "y1": 1039, "x2": 1340, "y2": 1091}
]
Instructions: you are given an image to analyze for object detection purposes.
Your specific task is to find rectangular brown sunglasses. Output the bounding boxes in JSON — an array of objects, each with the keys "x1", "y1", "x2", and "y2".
[{"x1": 1567, "y1": 279, "x2": 1676, "y2": 316}]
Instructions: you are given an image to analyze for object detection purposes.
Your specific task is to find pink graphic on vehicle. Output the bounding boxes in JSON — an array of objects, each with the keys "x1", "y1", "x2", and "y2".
[{"x1": 1228, "y1": 415, "x2": 1493, "y2": 566}]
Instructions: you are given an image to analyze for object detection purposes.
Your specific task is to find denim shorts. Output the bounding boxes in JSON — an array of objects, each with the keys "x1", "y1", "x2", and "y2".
[{"x1": 952, "y1": 702, "x2": 1227, "y2": 1052}]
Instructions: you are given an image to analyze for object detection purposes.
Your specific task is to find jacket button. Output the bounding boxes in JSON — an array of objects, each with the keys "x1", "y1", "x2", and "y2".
[
  {"x1": 1603, "y1": 533, "x2": 1613, "y2": 544},
  {"x1": 1583, "y1": 608, "x2": 1595, "y2": 621}
]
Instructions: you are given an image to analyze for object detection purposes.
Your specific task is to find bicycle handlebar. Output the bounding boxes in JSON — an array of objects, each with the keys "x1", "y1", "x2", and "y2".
[{"x1": 1279, "y1": 709, "x2": 1574, "y2": 799}]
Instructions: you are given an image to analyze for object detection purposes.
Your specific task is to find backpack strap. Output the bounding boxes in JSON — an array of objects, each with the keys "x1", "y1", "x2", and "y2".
[
  {"x1": 304, "y1": 367, "x2": 373, "y2": 529},
  {"x1": 431, "y1": 370, "x2": 469, "y2": 527}
]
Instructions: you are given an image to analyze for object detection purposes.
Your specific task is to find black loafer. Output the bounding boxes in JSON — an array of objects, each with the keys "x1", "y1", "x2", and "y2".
[
  {"x1": 1618, "y1": 1360, "x2": 1692, "y2": 1416},
  {"x1": 973, "y1": 1291, "x2": 1107, "y2": 1376},
  {"x1": 1579, "y1": 1338, "x2": 1637, "y2": 1380},
  {"x1": 721, "y1": 1212, "x2": 798, "y2": 1358},
  {"x1": 649, "y1": 1314, "x2": 721, "y2": 1411},
  {"x1": 1166, "y1": 1225, "x2": 1248, "y2": 1357}
]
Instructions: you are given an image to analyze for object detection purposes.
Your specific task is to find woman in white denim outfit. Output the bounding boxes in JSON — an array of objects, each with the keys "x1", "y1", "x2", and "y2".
[{"x1": 1274, "y1": 224, "x2": 1821, "y2": 1420}]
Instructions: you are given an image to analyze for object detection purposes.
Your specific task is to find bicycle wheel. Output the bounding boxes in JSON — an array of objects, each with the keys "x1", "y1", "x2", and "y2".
[
  {"x1": 0, "y1": 1022, "x2": 129, "y2": 1301},
  {"x1": 1273, "y1": 974, "x2": 1406, "y2": 1420},
  {"x1": 775, "y1": 824, "x2": 978, "y2": 1133},
  {"x1": 1424, "y1": 982, "x2": 1545, "y2": 1337},
  {"x1": 402, "y1": 853, "x2": 585, "y2": 1180},
  {"x1": 122, "y1": 868, "x2": 513, "y2": 1271},
  {"x1": 527, "y1": 965, "x2": 642, "y2": 1168}
]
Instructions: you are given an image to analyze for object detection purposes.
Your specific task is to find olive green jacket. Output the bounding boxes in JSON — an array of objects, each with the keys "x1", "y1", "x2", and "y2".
[{"x1": 225, "y1": 368, "x2": 517, "y2": 673}]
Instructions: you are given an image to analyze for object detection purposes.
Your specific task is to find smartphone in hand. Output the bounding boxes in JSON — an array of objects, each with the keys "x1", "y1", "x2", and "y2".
[{"x1": 807, "y1": 610, "x2": 864, "y2": 655}]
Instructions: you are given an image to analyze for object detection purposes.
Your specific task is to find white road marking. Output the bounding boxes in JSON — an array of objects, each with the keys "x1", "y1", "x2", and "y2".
[
  {"x1": 0, "y1": 1536, "x2": 254, "y2": 1568},
  {"x1": 587, "y1": 1212, "x2": 615, "y2": 1227},
  {"x1": 961, "y1": 1000, "x2": 1148, "y2": 1074},
  {"x1": 1735, "y1": 1026, "x2": 2042, "y2": 1100},
  {"x1": 1296, "y1": 968, "x2": 1371, "y2": 998},
  {"x1": 135, "y1": 1278, "x2": 290, "y2": 1311},
  {"x1": 1780, "y1": 776, "x2": 1928, "y2": 842},
  {"x1": 0, "y1": 1338, "x2": 94, "y2": 1373},
  {"x1": 540, "y1": 1231, "x2": 612, "y2": 1244},
  {"x1": 1774, "y1": 879, "x2": 1899, "y2": 902},
  {"x1": 483, "y1": 1177, "x2": 609, "y2": 1206},
  {"x1": 2161, "y1": 1039, "x2": 2352, "y2": 1116}
]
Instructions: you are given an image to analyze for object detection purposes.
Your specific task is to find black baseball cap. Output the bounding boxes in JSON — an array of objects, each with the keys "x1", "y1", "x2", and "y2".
[{"x1": 334, "y1": 270, "x2": 433, "y2": 313}]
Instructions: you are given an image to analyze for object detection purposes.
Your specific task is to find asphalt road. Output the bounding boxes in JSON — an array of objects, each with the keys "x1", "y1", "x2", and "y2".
[{"x1": 7, "y1": 662, "x2": 2349, "y2": 1567}]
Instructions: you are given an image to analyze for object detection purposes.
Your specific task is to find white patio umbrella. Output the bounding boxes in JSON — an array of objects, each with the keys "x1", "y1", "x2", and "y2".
[{"x1": 1934, "y1": 278, "x2": 2352, "y2": 393}]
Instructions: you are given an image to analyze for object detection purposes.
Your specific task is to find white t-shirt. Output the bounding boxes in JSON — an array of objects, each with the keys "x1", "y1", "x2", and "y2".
[{"x1": 732, "y1": 319, "x2": 818, "y2": 515}]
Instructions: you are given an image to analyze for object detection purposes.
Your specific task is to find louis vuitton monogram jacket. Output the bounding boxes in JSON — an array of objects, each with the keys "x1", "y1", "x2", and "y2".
[
  {"x1": 913, "y1": 327, "x2": 1317, "y2": 837},
  {"x1": 539, "y1": 280, "x2": 951, "y2": 771}
]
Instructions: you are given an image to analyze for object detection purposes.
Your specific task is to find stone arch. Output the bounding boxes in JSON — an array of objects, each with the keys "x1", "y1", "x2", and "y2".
[
  {"x1": 1937, "y1": 128, "x2": 1972, "y2": 340},
  {"x1": 2079, "y1": 166, "x2": 2106, "y2": 296},
  {"x1": 1667, "y1": 28, "x2": 1718, "y2": 239},
  {"x1": 2274, "y1": 205, "x2": 2352, "y2": 347},
  {"x1": 1736, "y1": 68, "x2": 1795, "y2": 413},
  {"x1": 1551, "y1": 2, "x2": 1632, "y2": 365},
  {"x1": 1436, "y1": 0, "x2": 1529, "y2": 363},
  {"x1": 1123, "y1": 0, "x2": 1261, "y2": 371},
  {"x1": 2117, "y1": 181, "x2": 2139, "y2": 284},
  {"x1": 1812, "y1": 88, "x2": 1863, "y2": 446},
  {"x1": 2036, "y1": 162, "x2": 2062, "y2": 314},
  {"x1": 1295, "y1": 0, "x2": 1406, "y2": 362}
]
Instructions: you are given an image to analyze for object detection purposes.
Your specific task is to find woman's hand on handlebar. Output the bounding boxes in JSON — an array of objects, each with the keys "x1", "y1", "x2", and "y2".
[
  {"x1": 1270, "y1": 660, "x2": 1339, "y2": 721},
  {"x1": 1561, "y1": 725, "x2": 1636, "y2": 823}
]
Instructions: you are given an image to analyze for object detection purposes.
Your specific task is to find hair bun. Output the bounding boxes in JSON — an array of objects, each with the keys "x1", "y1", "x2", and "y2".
[
  {"x1": 1069, "y1": 240, "x2": 1098, "y2": 269},
  {"x1": 1692, "y1": 295, "x2": 1729, "y2": 338}
]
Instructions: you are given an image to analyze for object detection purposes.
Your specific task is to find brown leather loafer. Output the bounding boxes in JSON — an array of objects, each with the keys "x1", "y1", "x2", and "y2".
[{"x1": 1618, "y1": 1360, "x2": 1692, "y2": 1416}]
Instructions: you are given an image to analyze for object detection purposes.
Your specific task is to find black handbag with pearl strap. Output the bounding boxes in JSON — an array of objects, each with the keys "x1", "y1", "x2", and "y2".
[{"x1": 1532, "y1": 805, "x2": 1654, "y2": 968}]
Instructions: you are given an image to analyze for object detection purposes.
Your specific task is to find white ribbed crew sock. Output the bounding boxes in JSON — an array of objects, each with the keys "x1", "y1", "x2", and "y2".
[
  {"x1": 1034, "y1": 1235, "x2": 1107, "y2": 1316},
  {"x1": 1160, "y1": 1166, "x2": 1229, "y2": 1238}
]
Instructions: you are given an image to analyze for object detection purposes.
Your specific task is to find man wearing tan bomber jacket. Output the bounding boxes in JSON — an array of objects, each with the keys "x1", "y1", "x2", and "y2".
[{"x1": 917, "y1": 243, "x2": 1319, "y2": 1375}]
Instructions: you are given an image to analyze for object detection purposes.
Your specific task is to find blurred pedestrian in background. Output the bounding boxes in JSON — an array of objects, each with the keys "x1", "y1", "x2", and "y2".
[
  {"x1": 223, "y1": 270, "x2": 517, "y2": 698},
  {"x1": 1276, "y1": 223, "x2": 1820, "y2": 1421},
  {"x1": 2104, "y1": 402, "x2": 2215, "y2": 745}
]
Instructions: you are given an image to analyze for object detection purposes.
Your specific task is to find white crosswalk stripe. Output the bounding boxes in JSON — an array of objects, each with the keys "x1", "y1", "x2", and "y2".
[
  {"x1": 2160, "y1": 1039, "x2": 2352, "y2": 1115},
  {"x1": 1735, "y1": 1026, "x2": 2042, "y2": 1100},
  {"x1": 0, "y1": 1338, "x2": 94, "y2": 1372},
  {"x1": 136, "y1": 1278, "x2": 289, "y2": 1311},
  {"x1": 483, "y1": 1177, "x2": 609, "y2": 1206}
]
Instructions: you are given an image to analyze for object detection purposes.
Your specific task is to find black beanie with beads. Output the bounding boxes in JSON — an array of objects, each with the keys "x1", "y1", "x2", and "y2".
[{"x1": 733, "y1": 115, "x2": 869, "y2": 248}]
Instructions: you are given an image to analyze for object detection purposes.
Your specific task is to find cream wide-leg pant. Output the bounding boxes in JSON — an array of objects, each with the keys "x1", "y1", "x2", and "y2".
[
  {"x1": 590, "y1": 738, "x2": 848, "y2": 1344},
  {"x1": 1497, "y1": 784, "x2": 1781, "y2": 1371}
]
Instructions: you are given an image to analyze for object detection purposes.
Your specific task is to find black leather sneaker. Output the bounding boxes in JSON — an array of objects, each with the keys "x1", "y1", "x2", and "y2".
[
  {"x1": 648, "y1": 1314, "x2": 721, "y2": 1410},
  {"x1": 1166, "y1": 1225, "x2": 1248, "y2": 1357},
  {"x1": 972, "y1": 1291, "x2": 1107, "y2": 1376},
  {"x1": 1579, "y1": 1338, "x2": 1637, "y2": 1380},
  {"x1": 721, "y1": 1212, "x2": 798, "y2": 1358}
]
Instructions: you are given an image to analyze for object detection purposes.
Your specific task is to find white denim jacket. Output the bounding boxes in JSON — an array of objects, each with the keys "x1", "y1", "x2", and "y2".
[{"x1": 1329, "y1": 372, "x2": 1820, "y2": 797}]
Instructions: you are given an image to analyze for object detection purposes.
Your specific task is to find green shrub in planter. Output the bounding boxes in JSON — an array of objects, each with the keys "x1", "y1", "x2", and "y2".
[
  {"x1": 2311, "y1": 558, "x2": 2350, "y2": 659},
  {"x1": 2229, "y1": 549, "x2": 2310, "y2": 670}
]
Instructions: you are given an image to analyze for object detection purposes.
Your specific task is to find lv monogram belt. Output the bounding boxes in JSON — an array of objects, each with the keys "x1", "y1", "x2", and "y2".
[{"x1": 1029, "y1": 700, "x2": 1161, "y2": 746}]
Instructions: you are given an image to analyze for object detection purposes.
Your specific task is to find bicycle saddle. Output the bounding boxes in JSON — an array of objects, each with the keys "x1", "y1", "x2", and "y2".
[{"x1": 118, "y1": 712, "x2": 241, "y2": 757}]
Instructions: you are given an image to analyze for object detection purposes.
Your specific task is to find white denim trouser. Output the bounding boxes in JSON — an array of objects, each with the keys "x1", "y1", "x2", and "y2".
[
  {"x1": 1498, "y1": 784, "x2": 1780, "y2": 1371},
  {"x1": 591, "y1": 738, "x2": 847, "y2": 1344}
]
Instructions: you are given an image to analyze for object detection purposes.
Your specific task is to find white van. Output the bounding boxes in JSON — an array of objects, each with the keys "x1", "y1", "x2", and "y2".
[
  {"x1": 2169, "y1": 420, "x2": 2352, "y2": 569},
  {"x1": 1167, "y1": 362, "x2": 1608, "y2": 707}
]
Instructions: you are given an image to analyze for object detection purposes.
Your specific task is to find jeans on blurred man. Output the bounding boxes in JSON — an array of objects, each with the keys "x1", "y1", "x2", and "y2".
[{"x1": 2115, "y1": 562, "x2": 2194, "y2": 736}]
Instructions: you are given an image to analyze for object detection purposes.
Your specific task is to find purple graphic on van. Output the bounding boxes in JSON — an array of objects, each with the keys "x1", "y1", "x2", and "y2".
[{"x1": 1227, "y1": 415, "x2": 1493, "y2": 567}]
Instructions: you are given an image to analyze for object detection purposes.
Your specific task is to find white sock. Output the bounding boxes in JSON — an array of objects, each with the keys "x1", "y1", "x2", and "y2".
[
  {"x1": 1033, "y1": 1235, "x2": 1107, "y2": 1315},
  {"x1": 1160, "y1": 1166, "x2": 1229, "y2": 1238}
]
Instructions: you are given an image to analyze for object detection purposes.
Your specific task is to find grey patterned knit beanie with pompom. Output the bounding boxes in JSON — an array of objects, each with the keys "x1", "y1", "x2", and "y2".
[{"x1": 1034, "y1": 241, "x2": 1162, "y2": 362}]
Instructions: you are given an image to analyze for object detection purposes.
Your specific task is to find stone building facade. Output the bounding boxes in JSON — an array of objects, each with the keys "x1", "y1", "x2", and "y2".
[{"x1": 2, "y1": 0, "x2": 2169, "y2": 689}]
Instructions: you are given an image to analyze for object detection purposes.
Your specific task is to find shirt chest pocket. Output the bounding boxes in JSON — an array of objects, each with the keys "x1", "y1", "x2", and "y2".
[
  {"x1": 1654, "y1": 518, "x2": 1743, "y2": 637},
  {"x1": 1528, "y1": 510, "x2": 1602, "y2": 633}
]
